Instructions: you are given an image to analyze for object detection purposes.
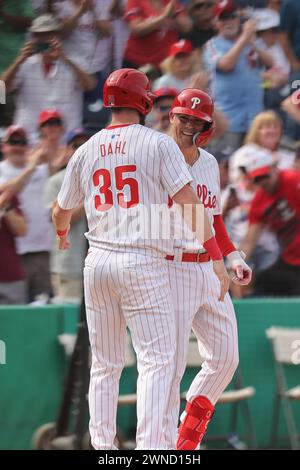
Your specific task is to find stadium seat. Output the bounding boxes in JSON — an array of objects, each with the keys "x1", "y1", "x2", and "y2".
[{"x1": 266, "y1": 327, "x2": 300, "y2": 450}]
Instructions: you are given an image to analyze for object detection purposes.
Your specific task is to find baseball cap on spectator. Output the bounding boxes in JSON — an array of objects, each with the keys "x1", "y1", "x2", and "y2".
[
  {"x1": 38, "y1": 109, "x2": 63, "y2": 126},
  {"x1": 245, "y1": 149, "x2": 275, "y2": 179},
  {"x1": 63, "y1": 128, "x2": 88, "y2": 145},
  {"x1": 154, "y1": 88, "x2": 178, "y2": 101},
  {"x1": 168, "y1": 39, "x2": 193, "y2": 58},
  {"x1": 214, "y1": 0, "x2": 238, "y2": 19},
  {"x1": 252, "y1": 9, "x2": 280, "y2": 32},
  {"x1": 29, "y1": 14, "x2": 60, "y2": 33},
  {"x1": 3, "y1": 125, "x2": 27, "y2": 143}
]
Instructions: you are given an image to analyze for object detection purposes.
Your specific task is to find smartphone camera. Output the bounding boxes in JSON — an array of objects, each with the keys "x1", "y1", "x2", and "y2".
[{"x1": 35, "y1": 42, "x2": 51, "y2": 54}]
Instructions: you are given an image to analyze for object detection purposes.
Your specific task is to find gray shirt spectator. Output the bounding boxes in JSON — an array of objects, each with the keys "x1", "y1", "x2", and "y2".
[
  {"x1": 53, "y1": 0, "x2": 113, "y2": 74},
  {"x1": 1, "y1": 14, "x2": 96, "y2": 144},
  {"x1": 279, "y1": 0, "x2": 300, "y2": 69},
  {"x1": 204, "y1": 1, "x2": 271, "y2": 153}
]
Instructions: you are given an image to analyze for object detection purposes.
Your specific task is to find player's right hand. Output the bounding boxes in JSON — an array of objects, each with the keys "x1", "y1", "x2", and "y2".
[{"x1": 212, "y1": 259, "x2": 230, "y2": 302}]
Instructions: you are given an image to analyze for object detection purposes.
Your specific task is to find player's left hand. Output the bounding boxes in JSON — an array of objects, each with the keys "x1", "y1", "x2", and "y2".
[
  {"x1": 57, "y1": 234, "x2": 70, "y2": 250},
  {"x1": 227, "y1": 251, "x2": 252, "y2": 286},
  {"x1": 56, "y1": 224, "x2": 71, "y2": 250}
]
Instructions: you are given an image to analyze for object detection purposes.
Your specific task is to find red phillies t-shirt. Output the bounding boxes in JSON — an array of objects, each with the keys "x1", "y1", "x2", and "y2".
[
  {"x1": 248, "y1": 170, "x2": 300, "y2": 266},
  {"x1": 124, "y1": 0, "x2": 185, "y2": 67},
  {"x1": 0, "y1": 196, "x2": 25, "y2": 282}
]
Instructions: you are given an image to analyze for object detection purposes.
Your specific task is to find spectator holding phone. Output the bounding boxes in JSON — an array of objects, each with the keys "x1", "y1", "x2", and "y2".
[{"x1": 1, "y1": 14, "x2": 96, "y2": 144}]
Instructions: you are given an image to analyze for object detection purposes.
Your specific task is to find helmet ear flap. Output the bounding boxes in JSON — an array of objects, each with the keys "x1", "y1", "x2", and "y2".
[{"x1": 194, "y1": 121, "x2": 215, "y2": 147}]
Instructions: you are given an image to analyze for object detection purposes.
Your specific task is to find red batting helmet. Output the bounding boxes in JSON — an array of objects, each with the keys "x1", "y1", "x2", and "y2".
[
  {"x1": 103, "y1": 68, "x2": 155, "y2": 116},
  {"x1": 170, "y1": 88, "x2": 215, "y2": 147}
]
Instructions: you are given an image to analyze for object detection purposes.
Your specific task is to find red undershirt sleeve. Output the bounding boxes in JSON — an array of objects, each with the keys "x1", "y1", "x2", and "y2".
[{"x1": 213, "y1": 214, "x2": 236, "y2": 257}]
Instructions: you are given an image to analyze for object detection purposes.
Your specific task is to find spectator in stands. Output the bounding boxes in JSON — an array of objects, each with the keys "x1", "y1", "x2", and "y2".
[
  {"x1": 154, "y1": 39, "x2": 198, "y2": 91},
  {"x1": 28, "y1": 109, "x2": 66, "y2": 175},
  {"x1": 279, "y1": 0, "x2": 300, "y2": 139},
  {"x1": 221, "y1": 146, "x2": 280, "y2": 298},
  {"x1": 0, "y1": 191, "x2": 27, "y2": 305},
  {"x1": 0, "y1": 126, "x2": 54, "y2": 302},
  {"x1": 53, "y1": 0, "x2": 112, "y2": 93},
  {"x1": 0, "y1": 1, "x2": 35, "y2": 127},
  {"x1": 240, "y1": 150, "x2": 300, "y2": 296},
  {"x1": 181, "y1": 0, "x2": 217, "y2": 50},
  {"x1": 253, "y1": 8, "x2": 290, "y2": 116},
  {"x1": 204, "y1": 0, "x2": 272, "y2": 154},
  {"x1": 1, "y1": 14, "x2": 96, "y2": 144},
  {"x1": 44, "y1": 128, "x2": 88, "y2": 303},
  {"x1": 123, "y1": 0, "x2": 192, "y2": 69},
  {"x1": 151, "y1": 87, "x2": 178, "y2": 132},
  {"x1": 229, "y1": 110, "x2": 296, "y2": 182},
  {"x1": 109, "y1": 0, "x2": 130, "y2": 70},
  {"x1": 279, "y1": 0, "x2": 300, "y2": 77}
]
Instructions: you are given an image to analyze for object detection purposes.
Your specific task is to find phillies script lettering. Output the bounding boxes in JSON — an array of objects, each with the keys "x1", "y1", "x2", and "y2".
[
  {"x1": 168, "y1": 184, "x2": 216, "y2": 209},
  {"x1": 197, "y1": 183, "x2": 216, "y2": 209}
]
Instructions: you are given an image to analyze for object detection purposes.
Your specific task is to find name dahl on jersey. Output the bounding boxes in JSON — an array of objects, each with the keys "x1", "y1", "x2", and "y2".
[{"x1": 100, "y1": 140, "x2": 127, "y2": 157}]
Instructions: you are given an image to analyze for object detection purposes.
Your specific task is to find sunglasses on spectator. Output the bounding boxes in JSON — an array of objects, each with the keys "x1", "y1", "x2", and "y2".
[
  {"x1": 193, "y1": 1, "x2": 214, "y2": 10},
  {"x1": 253, "y1": 174, "x2": 271, "y2": 184},
  {"x1": 41, "y1": 119, "x2": 63, "y2": 128},
  {"x1": 7, "y1": 137, "x2": 27, "y2": 146}
]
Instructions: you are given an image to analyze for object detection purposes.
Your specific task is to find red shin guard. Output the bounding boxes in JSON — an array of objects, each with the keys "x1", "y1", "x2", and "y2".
[{"x1": 176, "y1": 395, "x2": 215, "y2": 450}]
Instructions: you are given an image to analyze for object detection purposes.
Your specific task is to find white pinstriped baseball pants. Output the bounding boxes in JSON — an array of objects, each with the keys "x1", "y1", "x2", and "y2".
[
  {"x1": 84, "y1": 248, "x2": 176, "y2": 450},
  {"x1": 163, "y1": 259, "x2": 239, "y2": 449}
]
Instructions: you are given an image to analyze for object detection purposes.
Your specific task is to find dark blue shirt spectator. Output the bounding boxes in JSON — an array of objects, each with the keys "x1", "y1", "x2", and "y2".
[{"x1": 280, "y1": 0, "x2": 300, "y2": 60}]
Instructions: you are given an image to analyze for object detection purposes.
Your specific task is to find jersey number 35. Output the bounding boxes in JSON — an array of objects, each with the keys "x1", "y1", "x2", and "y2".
[{"x1": 93, "y1": 164, "x2": 139, "y2": 211}]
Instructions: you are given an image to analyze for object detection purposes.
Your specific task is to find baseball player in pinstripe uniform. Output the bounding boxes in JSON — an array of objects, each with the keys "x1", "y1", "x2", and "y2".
[
  {"x1": 52, "y1": 70, "x2": 229, "y2": 450},
  {"x1": 163, "y1": 88, "x2": 253, "y2": 450}
]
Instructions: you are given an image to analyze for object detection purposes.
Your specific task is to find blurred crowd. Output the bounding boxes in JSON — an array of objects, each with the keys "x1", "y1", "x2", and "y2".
[{"x1": 0, "y1": 0, "x2": 300, "y2": 304}]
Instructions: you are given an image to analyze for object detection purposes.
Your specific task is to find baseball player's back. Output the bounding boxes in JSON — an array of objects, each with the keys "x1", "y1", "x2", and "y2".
[{"x1": 58, "y1": 123, "x2": 191, "y2": 255}]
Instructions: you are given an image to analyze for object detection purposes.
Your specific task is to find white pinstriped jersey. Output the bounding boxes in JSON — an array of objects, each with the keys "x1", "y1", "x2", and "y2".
[
  {"x1": 172, "y1": 148, "x2": 221, "y2": 252},
  {"x1": 57, "y1": 124, "x2": 192, "y2": 255}
]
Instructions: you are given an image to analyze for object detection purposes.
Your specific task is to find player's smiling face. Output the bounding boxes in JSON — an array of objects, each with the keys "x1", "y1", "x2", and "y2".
[{"x1": 170, "y1": 113, "x2": 206, "y2": 147}]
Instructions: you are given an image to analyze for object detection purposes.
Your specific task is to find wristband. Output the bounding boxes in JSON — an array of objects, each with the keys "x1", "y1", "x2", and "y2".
[
  {"x1": 203, "y1": 236, "x2": 222, "y2": 261},
  {"x1": 56, "y1": 225, "x2": 70, "y2": 237}
]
